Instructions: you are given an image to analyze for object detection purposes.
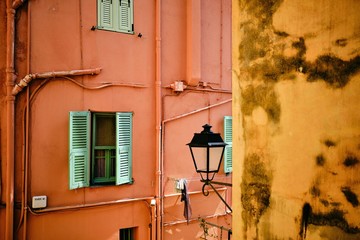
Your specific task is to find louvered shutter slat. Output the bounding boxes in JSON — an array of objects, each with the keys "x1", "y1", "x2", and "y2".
[
  {"x1": 69, "y1": 111, "x2": 90, "y2": 189},
  {"x1": 116, "y1": 112, "x2": 133, "y2": 185},
  {"x1": 98, "y1": 0, "x2": 114, "y2": 29},
  {"x1": 224, "y1": 116, "x2": 233, "y2": 173},
  {"x1": 119, "y1": 0, "x2": 133, "y2": 33}
]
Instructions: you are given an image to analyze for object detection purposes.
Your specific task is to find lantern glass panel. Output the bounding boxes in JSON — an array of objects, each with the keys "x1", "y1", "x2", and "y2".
[
  {"x1": 209, "y1": 147, "x2": 223, "y2": 172},
  {"x1": 191, "y1": 147, "x2": 207, "y2": 172}
]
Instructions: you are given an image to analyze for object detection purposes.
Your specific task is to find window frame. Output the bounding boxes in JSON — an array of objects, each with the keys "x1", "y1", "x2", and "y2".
[
  {"x1": 92, "y1": 113, "x2": 117, "y2": 184},
  {"x1": 224, "y1": 116, "x2": 232, "y2": 173},
  {"x1": 69, "y1": 111, "x2": 133, "y2": 190},
  {"x1": 97, "y1": 0, "x2": 134, "y2": 34}
]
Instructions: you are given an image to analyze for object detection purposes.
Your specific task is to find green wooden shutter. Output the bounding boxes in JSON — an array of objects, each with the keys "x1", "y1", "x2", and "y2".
[
  {"x1": 98, "y1": 0, "x2": 114, "y2": 30},
  {"x1": 69, "y1": 111, "x2": 90, "y2": 189},
  {"x1": 116, "y1": 112, "x2": 133, "y2": 185},
  {"x1": 119, "y1": 0, "x2": 134, "y2": 33},
  {"x1": 224, "y1": 116, "x2": 232, "y2": 173}
]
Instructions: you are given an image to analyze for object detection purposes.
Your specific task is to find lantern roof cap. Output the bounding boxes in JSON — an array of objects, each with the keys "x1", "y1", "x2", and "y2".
[{"x1": 187, "y1": 124, "x2": 227, "y2": 147}]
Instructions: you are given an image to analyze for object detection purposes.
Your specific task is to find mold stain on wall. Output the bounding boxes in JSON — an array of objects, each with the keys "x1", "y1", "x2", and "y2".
[
  {"x1": 304, "y1": 139, "x2": 360, "y2": 238},
  {"x1": 237, "y1": 0, "x2": 360, "y2": 238},
  {"x1": 241, "y1": 153, "x2": 272, "y2": 238}
]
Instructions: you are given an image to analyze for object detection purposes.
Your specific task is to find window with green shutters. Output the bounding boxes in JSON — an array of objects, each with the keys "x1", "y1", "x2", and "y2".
[
  {"x1": 69, "y1": 111, "x2": 133, "y2": 189},
  {"x1": 224, "y1": 116, "x2": 232, "y2": 173},
  {"x1": 97, "y1": 0, "x2": 134, "y2": 34}
]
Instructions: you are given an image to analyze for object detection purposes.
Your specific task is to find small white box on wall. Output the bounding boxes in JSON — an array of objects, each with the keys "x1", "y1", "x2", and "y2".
[{"x1": 32, "y1": 195, "x2": 47, "y2": 209}]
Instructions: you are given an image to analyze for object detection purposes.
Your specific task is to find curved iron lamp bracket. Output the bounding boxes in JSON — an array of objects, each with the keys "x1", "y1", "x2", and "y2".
[{"x1": 201, "y1": 180, "x2": 232, "y2": 212}]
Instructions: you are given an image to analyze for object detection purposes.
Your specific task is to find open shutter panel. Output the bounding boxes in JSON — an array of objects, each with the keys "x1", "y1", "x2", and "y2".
[
  {"x1": 98, "y1": 0, "x2": 114, "y2": 30},
  {"x1": 119, "y1": 0, "x2": 133, "y2": 33},
  {"x1": 69, "y1": 111, "x2": 90, "y2": 189},
  {"x1": 116, "y1": 112, "x2": 133, "y2": 185},
  {"x1": 224, "y1": 116, "x2": 232, "y2": 173}
]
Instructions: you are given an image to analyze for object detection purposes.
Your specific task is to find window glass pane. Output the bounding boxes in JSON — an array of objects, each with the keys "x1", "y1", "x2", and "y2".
[
  {"x1": 120, "y1": 228, "x2": 134, "y2": 240},
  {"x1": 94, "y1": 150, "x2": 106, "y2": 178},
  {"x1": 110, "y1": 149, "x2": 116, "y2": 177},
  {"x1": 95, "y1": 115, "x2": 115, "y2": 146}
]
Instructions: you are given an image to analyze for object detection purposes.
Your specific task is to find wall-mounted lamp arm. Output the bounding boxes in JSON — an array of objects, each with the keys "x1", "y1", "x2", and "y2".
[{"x1": 201, "y1": 180, "x2": 232, "y2": 212}]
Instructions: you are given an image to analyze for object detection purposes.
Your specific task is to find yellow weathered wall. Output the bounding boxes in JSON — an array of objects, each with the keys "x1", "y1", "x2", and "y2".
[{"x1": 233, "y1": 0, "x2": 360, "y2": 239}]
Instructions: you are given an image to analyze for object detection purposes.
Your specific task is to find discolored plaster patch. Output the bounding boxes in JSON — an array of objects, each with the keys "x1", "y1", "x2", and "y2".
[
  {"x1": 305, "y1": 138, "x2": 360, "y2": 237},
  {"x1": 343, "y1": 155, "x2": 359, "y2": 167},
  {"x1": 335, "y1": 38, "x2": 348, "y2": 47},
  {"x1": 309, "y1": 209, "x2": 360, "y2": 234},
  {"x1": 241, "y1": 153, "x2": 272, "y2": 227},
  {"x1": 243, "y1": 0, "x2": 284, "y2": 26},
  {"x1": 241, "y1": 84, "x2": 281, "y2": 123},
  {"x1": 310, "y1": 185, "x2": 321, "y2": 197},
  {"x1": 307, "y1": 55, "x2": 360, "y2": 88},
  {"x1": 341, "y1": 187, "x2": 359, "y2": 207},
  {"x1": 300, "y1": 203, "x2": 360, "y2": 237},
  {"x1": 323, "y1": 139, "x2": 337, "y2": 147},
  {"x1": 315, "y1": 154, "x2": 326, "y2": 166},
  {"x1": 237, "y1": 0, "x2": 360, "y2": 238}
]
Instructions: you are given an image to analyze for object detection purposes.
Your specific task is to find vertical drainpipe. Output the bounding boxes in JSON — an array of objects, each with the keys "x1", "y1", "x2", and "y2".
[
  {"x1": 155, "y1": 0, "x2": 163, "y2": 240},
  {"x1": 5, "y1": 0, "x2": 16, "y2": 239},
  {"x1": 186, "y1": 0, "x2": 201, "y2": 86}
]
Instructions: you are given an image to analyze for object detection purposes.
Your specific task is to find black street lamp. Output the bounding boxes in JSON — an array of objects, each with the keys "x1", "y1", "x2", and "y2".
[{"x1": 187, "y1": 124, "x2": 232, "y2": 212}]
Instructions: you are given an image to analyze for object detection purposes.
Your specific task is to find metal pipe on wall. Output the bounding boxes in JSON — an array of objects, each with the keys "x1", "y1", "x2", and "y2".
[
  {"x1": 155, "y1": 0, "x2": 163, "y2": 240},
  {"x1": 5, "y1": 0, "x2": 17, "y2": 238},
  {"x1": 12, "y1": 68, "x2": 102, "y2": 96},
  {"x1": 28, "y1": 196, "x2": 154, "y2": 214}
]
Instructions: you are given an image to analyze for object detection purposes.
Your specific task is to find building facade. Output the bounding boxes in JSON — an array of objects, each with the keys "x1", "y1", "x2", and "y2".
[{"x1": 0, "y1": 0, "x2": 232, "y2": 239}]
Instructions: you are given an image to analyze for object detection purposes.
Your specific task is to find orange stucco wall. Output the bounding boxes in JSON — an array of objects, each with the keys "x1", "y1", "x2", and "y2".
[
  {"x1": 233, "y1": 0, "x2": 360, "y2": 239},
  {"x1": 0, "y1": 0, "x2": 232, "y2": 239}
]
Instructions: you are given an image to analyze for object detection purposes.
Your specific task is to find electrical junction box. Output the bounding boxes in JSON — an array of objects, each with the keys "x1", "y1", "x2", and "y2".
[
  {"x1": 32, "y1": 195, "x2": 47, "y2": 209},
  {"x1": 172, "y1": 81, "x2": 184, "y2": 92}
]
